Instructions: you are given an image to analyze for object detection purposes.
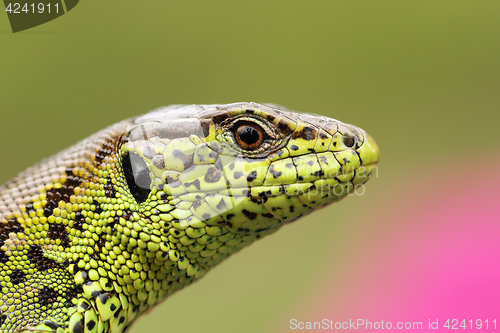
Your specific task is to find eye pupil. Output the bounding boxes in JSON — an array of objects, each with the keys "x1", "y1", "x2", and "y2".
[
  {"x1": 239, "y1": 126, "x2": 260, "y2": 145},
  {"x1": 234, "y1": 122, "x2": 265, "y2": 150}
]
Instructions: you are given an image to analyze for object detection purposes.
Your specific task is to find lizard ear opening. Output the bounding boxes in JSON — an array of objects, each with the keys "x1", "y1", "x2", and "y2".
[{"x1": 122, "y1": 152, "x2": 151, "y2": 204}]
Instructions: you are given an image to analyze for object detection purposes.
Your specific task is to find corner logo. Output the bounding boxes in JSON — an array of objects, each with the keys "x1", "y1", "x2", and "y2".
[{"x1": 3, "y1": 1, "x2": 78, "y2": 33}]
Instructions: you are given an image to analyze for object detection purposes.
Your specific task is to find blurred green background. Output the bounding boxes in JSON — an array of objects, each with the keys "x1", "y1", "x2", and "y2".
[{"x1": 1, "y1": 1, "x2": 499, "y2": 332}]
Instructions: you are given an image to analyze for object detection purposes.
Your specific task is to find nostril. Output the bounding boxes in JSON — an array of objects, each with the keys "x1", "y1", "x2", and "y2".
[{"x1": 342, "y1": 133, "x2": 356, "y2": 148}]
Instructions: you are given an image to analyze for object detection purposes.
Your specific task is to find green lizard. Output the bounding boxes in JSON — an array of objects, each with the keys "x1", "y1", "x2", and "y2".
[{"x1": 0, "y1": 103, "x2": 380, "y2": 332}]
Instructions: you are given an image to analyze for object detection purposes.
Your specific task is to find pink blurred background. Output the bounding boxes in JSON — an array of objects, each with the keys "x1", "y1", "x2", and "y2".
[{"x1": 273, "y1": 158, "x2": 500, "y2": 332}]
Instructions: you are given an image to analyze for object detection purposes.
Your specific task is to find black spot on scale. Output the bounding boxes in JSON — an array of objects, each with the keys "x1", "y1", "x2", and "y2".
[
  {"x1": 79, "y1": 301, "x2": 90, "y2": 311},
  {"x1": 173, "y1": 149, "x2": 194, "y2": 170},
  {"x1": 0, "y1": 313, "x2": 7, "y2": 326},
  {"x1": 98, "y1": 292, "x2": 110, "y2": 304},
  {"x1": 25, "y1": 203, "x2": 34, "y2": 212},
  {"x1": 91, "y1": 289, "x2": 102, "y2": 298},
  {"x1": 270, "y1": 169, "x2": 283, "y2": 178},
  {"x1": 86, "y1": 320, "x2": 96, "y2": 331},
  {"x1": 204, "y1": 168, "x2": 222, "y2": 183},
  {"x1": 94, "y1": 204, "x2": 103, "y2": 215},
  {"x1": 208, "y1": 150, "x2": 219, "y2": 159},
  {"x1": 191, "y1": 200, "x2": 203, "y2": 210},
  {"x1": 249, "y1": 195, "x2": 268, "y2": 204},
  {"x1": 247, "y1": 170, "x2": 257, "y2": 182},
  {"x1": 72, "y1": 318, "x2": 84, "y2": 333},
  {"x1": 233, "y1": 171, "x2": 244, "y2": 179},
  {"x1": 298, "y1": 175, "x2": 304, "y2": 181},
  {"x1": 242, "y1": 209, "x2": 257, "y2": 220},
  {"x1": 292, "y1": 126, "x2": 316, "y2": 141},
  {"x1": 43, "y1": 321, "x2": 60, "y2": 330},
  {"x1": 202, "y1": 213, "x2": 211, "y2": 220},
  {"x1": 43, "y1": 207, "x2": 53, "y2": 217},
  {"x1": 265, "y1": 114, "x2": 276, "y2": 122},
  {"x1": 9, "y1": 269, "x2": 25, "y2": 285},
  {"x1": 119, "y1": 316, "x2": 126, "y2": 325},
  {"x1": 276, "y1": 120, "x2": 294, "y2": 136},
  {"x1": 216, "y1": 199, "x2": 227, "y2": 210},
  {"x1": 311, "y1": 170, "x2": 324, "y2": 177},
  {"x1": 80, "y1": 270, "x2": 90, "y2": 284},
  {"x1": 290, "y1": 145, "x2": 299, "y2": 151},
  {"x1": 226, "y1": 213, "x2": 234, "y2": 220},
  {"x1": 142, "y1": 146, "x2": 156, "y2": 160},
  {"x1": 184, "y1": 179, "x2": 201, "y2": 191}
]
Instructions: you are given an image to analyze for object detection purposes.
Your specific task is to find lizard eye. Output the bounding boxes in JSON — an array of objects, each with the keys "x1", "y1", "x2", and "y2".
[
  {"x1": 343, "y1": 133, "x2": 356, "y2": 148},
  {"x1": 233, "y1": 121, "x2": 265, "y2": 150},
  {"x1": 122, "y1": 152, "x2": 151, "y2": 204}
]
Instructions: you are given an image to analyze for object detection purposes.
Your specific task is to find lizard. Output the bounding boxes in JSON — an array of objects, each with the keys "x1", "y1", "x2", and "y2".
[{"x1": 0, "y1": 102, "x2": 380, "y2": 332}]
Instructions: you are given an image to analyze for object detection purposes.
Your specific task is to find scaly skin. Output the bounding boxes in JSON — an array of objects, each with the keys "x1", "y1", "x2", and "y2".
[{"x1": 0, "y1": 103, "x2": 379, "y2": 333}]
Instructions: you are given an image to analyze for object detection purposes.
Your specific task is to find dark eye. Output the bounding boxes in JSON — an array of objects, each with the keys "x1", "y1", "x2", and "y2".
[
  {"x1": 122, "y1": 152, "x2": 151, "y2": 204},
  {"x1": 342, "y1": 133, "x2": 356, "y2": 148},
  {"x1": 234, "y1": 122, "x2": 265, "y2": 150}
]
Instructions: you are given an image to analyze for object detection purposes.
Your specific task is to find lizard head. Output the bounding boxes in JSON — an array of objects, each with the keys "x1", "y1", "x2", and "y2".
[{"x1": 120, "y1": 103, "x2": 380, "y2": 241}]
